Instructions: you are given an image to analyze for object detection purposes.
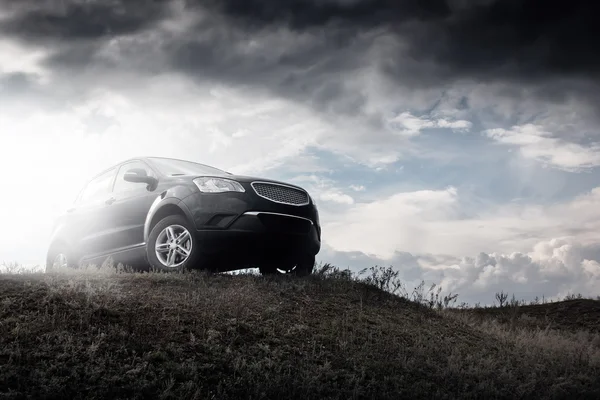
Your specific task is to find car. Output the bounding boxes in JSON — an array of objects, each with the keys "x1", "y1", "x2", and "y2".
[{"x1": 46, "y1": 157, "x2": 321, "y2": 276}]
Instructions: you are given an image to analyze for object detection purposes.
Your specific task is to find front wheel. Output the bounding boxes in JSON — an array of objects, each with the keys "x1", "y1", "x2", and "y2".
[
  {"x1": 259, "y1": 254, "x2": 315, "y2": 277},
  {"x1": 146, "y1": 215, "x2": 200, "y2": 272},
  {"x1": 45, "y1": 245, "x2": 78, "y2": 272}
]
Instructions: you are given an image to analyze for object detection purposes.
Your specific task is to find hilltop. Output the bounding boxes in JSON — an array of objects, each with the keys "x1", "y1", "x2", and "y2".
[
  {"x1": 455, "y1": 297, "x2": 600, "y2": 333},
  {"x1": 1, "y1": 268, "x2": 599, "y2": 399}
]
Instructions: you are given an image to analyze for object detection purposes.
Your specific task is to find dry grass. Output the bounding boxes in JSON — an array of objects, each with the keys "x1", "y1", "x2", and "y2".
[
  {"x1": 1, "y1": 264, "x2": 600, "y2": 399},
  {"x1": 453, "y1": 298, "x2": 600, "y2": 332}
]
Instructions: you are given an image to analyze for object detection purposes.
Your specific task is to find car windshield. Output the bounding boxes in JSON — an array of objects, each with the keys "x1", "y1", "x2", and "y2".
[{"x1": 148, "y1": 157, "x2": 230, "y2": 177}]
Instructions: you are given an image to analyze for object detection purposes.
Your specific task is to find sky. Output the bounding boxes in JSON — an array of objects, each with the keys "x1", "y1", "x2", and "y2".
[{"x1": 1, "y1": 0, "x2": 600, "y2": 304}]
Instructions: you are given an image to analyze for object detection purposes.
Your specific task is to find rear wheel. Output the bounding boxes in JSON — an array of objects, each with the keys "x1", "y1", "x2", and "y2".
[
  {"x1": 146, "y1": 215, "x2": 200, "y2": 272},
  {"x1": 259, "y1": 253, "x2": 315, "y2": 277}
]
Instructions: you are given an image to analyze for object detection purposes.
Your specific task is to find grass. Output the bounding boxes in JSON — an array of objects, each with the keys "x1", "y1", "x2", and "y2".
[{"x1": 0, "y1": 263, "x2": 599, "y2": 399}]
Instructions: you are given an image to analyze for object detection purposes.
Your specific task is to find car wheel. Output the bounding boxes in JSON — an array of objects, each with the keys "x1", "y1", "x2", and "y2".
[
  {"x1": 46, "y1": 245, "x2": 78, "y2": 272},
  {"x1": 147, "y1": 214, "x2": 200, "y2": 272},
  {"x1": 259, "y1": 253, "x2": 315, "y2": 277}
]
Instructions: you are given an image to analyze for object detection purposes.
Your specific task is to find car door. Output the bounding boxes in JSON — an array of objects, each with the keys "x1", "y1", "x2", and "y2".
[
  {"x1": 104, "y1": 160, "x2": 162, "y2": 252},
  {"x1": 68, "y1": 167, "x2": 118, "y2": 260}
]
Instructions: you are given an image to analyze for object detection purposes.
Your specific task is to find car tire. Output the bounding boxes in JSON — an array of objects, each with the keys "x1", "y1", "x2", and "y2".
[
  {"x1": 45, "y1": 244, "x2": 78, "y2": 272},
  {"x1": 259, "y1": 253, "x2": 315, "y2": 277},
  {"x1": 146, "y1": 214, "x2": 200, "y2": 272}
]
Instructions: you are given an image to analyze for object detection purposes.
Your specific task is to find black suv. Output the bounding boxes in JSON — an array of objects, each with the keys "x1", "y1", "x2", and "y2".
[{"x1": 46, "y1": 157, "x2": 321, "y2": 275}]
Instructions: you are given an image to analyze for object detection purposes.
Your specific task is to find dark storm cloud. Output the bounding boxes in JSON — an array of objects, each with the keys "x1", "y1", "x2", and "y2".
[
  {"x1": 193, "y1": 0, "x2": 451, "y2": 29},
  {"x1": 1, "y1": 0, "x2": 171, "y2": 41},
  {"x1": 172, "y1": 0, "x2": 600, "y2": 116},
  {"x1": 2, "y1": 0, "x2": 599, "y2": 115},
  {"x1": 393, "y1": 0, "x2": 600, "y2": 83},
  {"x1": 167, "y1": 16, "x2": 375, "y2": 115},
  {"x1": 193, "y1": 0, "x2": 600, "y2": 82},
  {"x1": 4, "y1": 0, "x2": 599, "y2": 79}
]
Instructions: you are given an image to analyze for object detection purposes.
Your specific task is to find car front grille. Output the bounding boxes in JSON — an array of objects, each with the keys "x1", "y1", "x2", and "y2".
[{"x1": 251, "y1": 182, "x2": 309, "y2": 206}]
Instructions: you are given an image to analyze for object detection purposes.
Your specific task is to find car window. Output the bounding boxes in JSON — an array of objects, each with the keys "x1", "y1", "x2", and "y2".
[
  {"x1": 114, "y1": 161, "x2": 156, "y2": 194},
  {"x1": 78, "y1": 168, "x2": 117, "y2": 204}
]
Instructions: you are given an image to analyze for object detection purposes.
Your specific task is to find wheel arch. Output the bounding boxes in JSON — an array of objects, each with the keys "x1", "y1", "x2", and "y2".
[
  {"x1": 144, "y1": 198, "x2": 195, "y2": 243},
  {"x1": 46, "y1": 238, "x2": 68, "y2": 258},
  {"x1": 46, "y1": 224, "x2": 75, "y2": 258}
]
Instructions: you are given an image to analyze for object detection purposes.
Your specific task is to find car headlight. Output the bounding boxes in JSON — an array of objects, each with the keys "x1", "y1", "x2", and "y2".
[{"x1": 193, "y1": 177, "x2": 245, "y2": 193}]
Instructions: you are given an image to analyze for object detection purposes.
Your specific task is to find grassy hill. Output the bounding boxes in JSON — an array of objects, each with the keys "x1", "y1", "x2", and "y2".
[{"x1": 1, "y1": 266, "x2": 600, "y2": 399}]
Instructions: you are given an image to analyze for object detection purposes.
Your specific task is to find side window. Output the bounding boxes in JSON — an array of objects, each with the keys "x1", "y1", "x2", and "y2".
[
  {"x1": 78, "y1": 168, "x2": 117, "y2": 204},
  {"x1": 113, "y1": 161, "x2": 155, "y2": 194}
]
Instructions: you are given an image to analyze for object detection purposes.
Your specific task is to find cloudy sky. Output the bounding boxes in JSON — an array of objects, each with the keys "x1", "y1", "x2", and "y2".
[{"x1": 1, "y1": 0, "x2": 600, "y2": 303}]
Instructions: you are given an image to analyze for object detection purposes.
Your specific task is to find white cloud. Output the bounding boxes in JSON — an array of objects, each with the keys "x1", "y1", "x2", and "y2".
[
  {"x1": 324, "y1": 186, "x2": 461, "y2": 258},
  {"x1": 425, "y1": 238, "x2": 600, "y2": 304},
  {"x1": 485, "y1": 124, "x2": 600, "y2": 171},
  {"x1": 386, "y1": 112, "x2": 472, "y2": 137},
  {"x1": 437, "y1": 118, "x2": 472, "y2": 131},
  {"x1": 0, "y1": 39, "x2": 49, "y2": 78},
  {"x1": 350, "y1": 184, "x2": 365, "y2": 191},
  {"x1": 323, "y1": 185, "x2": 600, "y2": 261},
  {"x1": 290, "y1": 175, "x2": 355, "y2": 205},
  {"x1": 322, "y1": 236, "x2": 600, "y2": 305},
  {"x1": 319, "y1": 191, "x2": 355, "y2": 205},
  {"x1": 387, "y1": 112, "x2": 436, "y2": 136},
  {"x1": 2, "y1": 77, "x2": 330, "y2": 174}
]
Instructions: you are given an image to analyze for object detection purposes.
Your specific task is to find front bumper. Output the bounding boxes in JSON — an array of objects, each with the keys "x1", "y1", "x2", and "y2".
[
  {"x1": 180, "y1": 190, "x2": 321, "y2": 269},
  {"x1": 194, "y1": 212, "x2": 320, "y2": 271},
  {"x1": 197, "y1": 210, "x2": 320, "y2": 250}
]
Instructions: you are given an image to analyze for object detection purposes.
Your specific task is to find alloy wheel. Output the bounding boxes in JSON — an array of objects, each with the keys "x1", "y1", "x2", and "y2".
[
  {"x1": 154, "y1": 224, "x2": 193, "y2": 268},
  {"x1": 53, "y1": 253, "x2": 69, "y2": 269},
  {"x1": 276, "y1": 265, "x2": 298, "y2": 274}
]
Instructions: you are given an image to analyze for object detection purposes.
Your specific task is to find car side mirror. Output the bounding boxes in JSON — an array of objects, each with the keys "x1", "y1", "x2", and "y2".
[{"x1": 123, "y1": 168, "x2": 157, "y2": 187}]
